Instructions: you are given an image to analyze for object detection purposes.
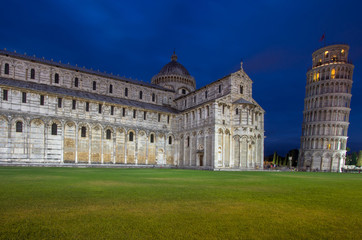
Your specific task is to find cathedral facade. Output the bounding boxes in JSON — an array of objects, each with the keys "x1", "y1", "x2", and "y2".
[{"x1": 0, "y1": 49, "x2": 264, "y2": 170}]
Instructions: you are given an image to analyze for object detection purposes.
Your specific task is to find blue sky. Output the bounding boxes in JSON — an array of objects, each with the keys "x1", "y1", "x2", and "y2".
[{"x1": 1, "y1": 0, "x2": 362, "y2": 155}]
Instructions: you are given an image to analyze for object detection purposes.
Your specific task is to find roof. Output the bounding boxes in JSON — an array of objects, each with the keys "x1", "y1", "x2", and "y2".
[
  {"x1": 0, "y1": 77, "x2": 179, "y2": 114},
  {"x1": 233, "y1": 98, "x2": 254, "y2": 105},
  {"x1": 0, "y1": 49, "x2": 173, "y2": 92}
]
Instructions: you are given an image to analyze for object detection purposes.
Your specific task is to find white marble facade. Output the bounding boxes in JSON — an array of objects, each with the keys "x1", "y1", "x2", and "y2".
[{"x1": 0, "y1": 50, "x2": 264, "y2": 170}]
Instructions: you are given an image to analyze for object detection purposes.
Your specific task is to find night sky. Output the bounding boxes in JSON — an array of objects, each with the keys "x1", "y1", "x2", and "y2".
[{"x1": 1, "y1": 0, "x2": 362, "y2": 156}]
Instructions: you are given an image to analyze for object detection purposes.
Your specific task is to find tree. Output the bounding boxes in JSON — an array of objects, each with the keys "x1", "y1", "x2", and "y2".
[
  {"x1": 357, "y1": 151, "x2": 362, "y2": 167},
  {"x1": 283, "y1": 155, "x2": 288, "y2": 166},
  {"x1": 272, "y1": 152, "x2": 277, "y2": 165}
]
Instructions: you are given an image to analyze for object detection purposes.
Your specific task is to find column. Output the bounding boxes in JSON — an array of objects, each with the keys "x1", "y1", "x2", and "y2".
[
  {"x1": 203, "y1": 133, "x2": 207, "y2": 167},
  {"x1": 246, "y1": 140, "x2": 249, "y2": 169},
  {"x1": 88, "y1": 126, "x2": 91, "y2": 164},
  {"x1": 239, "y1": 138, "x2": 242, "y2": 169},
  {"x1": 26, "y1": 119, "x2": 30, "y2": 160},
  {"x1": 101, "y1": 128, "x2": 104, "y2": 164},
  {"x1": 43, "y1": 122, "x2": 48, "y2": 162},
  {"x1": 145, "y1": 134, "x2": 148, "y2": 165},
  {"x1": 196, "y1": 133, "x2": 199, "y2": 167},
  {"x1": 189, "y1": 134, "x2": 192, "y2": 167},
  {"x1": 163, "y1": 134, "x2": 166, "y2": 165},
  {"x1": 229, "y1": 133, "x2": 232, "y2": 168},
  {"x1": 183, "y1": 137, "x2": 186, "y2": 166},
  {"x1": 135, "y1": 131, "x2": 138, "y2": 165},
  {"x1": 75, "y1": 123, "x2": 78, "y2": 164},
  {"x1": 61, "y1": 122, "x2": 65, "y2": 163},
  {"x1": 113, "y1": 134, "x2": 116, "y2": 164},
  {"x1": 124, "y1": 131, "x2": 127, "y2": 164},
  {"x1": 7, "y1": 116, "x2": 12, "y2": 159},
  {"x1": 222, "y1": 132, "x2": 225, "y2": 167}
]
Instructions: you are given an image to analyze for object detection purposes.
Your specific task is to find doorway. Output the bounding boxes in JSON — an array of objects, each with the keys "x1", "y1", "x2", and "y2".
[{"x1": 199, "y1": 154, "x2": 203, "y2": 166}]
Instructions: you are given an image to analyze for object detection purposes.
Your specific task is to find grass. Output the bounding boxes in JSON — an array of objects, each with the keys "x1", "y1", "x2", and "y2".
[{"x1": 0, "y1": 167, "x2": 361, "y2": 240}]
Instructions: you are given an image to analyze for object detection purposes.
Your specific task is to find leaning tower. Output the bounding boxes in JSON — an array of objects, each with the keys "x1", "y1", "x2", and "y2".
[{"x1": 298, "y1": 44, "x2": 354, "y2": 172}]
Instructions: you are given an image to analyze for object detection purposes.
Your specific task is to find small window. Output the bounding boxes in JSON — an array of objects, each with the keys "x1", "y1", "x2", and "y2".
[
  {"x1": 205, "y1": 91, "x2": 208, "y2": 99},
  {"x1": 111, "y1": 106, "x2": 114, "y2": 115},
  {"x1": 54, "y1": 73, "x2": 59, "y2": 83},
  {"x1": 129, "y1": 132, "x2": 134, "y2": 141},
  {"x1": 182, "y1": 89, "x2": 186, "y2": 94},
  {"x1": 150, "y1": 134, "x2": 154, "y2": 143},
  {"x1": 240, "y1": 86, "x2": 243, "y2": 94},
  {"x1": 167, "y1": 115, "x2": 170, "y2": 124},
  {"x1": 98, "y1": 104, "x2": 102, "y2": 114},
  {"x1": 51, "y1": 123, "x2": 57, "y2": 135},
  {"x1": 109, "y1": 84, "x2": 113, "y2": 94},
  {"x1": 106, "y1": 129, "x2": 111, "y2": 140},
  {"x1": 207, "y1": 106, "x2": 209, "y2": 116},
  {"x1": 3, "y1": 89, "x2": 8, "y2": 101},
  {"x1": 58, "y1": 98, "x2": 62, "y2": 108},
  {"x1": 40, "y1": 95, "x2": 44, "y2": 105},
  {"x1": 187, "y1": 136, "x2": 190, "y2": 147},
  {"x1": 74, "y1": 77, "x2": 79, "y2": 87},
  {"x1": 86, "y1": 102, "x2": 89, "y2": 112},
  {"x1": 16, "y1": 121, "x2": 23, "y2": 132},
  {"x1": 222, "y1": 105, "x2": 225, "y2": 114},
  {"x1": 184, "y1": 100, "x2": 187, "y2": 107},
  {"x1": 331, "y1": 69, "x2": 336, "y2": 79},
  {"x1": 194, "y1": 96, "x2": 196, "y2": 103},
  {"x1": 158, "y1": 113, "x2": 161, "y2": 122},
  {"x1": 152, "y1": 93, "x2": 155, "y2": 102},
  {"x1": 133, "y1": 109, "x2": 136, "y2": 118},
  {"x1": 72, "y1": 100, "x2": 76, "y2": 110},
  {"x1": 144, "y1": 111, "x2": 146, "y2": 120},
  {"x1": 139, "y1": 91, "x2": 143, "y2": 99},
  {"x1": 30, "y1": 69, "x2": 35, "y2": 79},
  {"x1": 22, "y1": 92, "x2": 26, "y2": 103},
  {"x1": 168, "y1": 136, "x2": 172, "y2": 145},
  {"x1": 125, "y1": 88, "x2": 128, "y2": 97},
  {"x1": 236, "y1": 108, "x2": 238, "y2": 115},
  {"x1": 81, "y1": 126, "x2": 86, "y2": 137},
  {"x1": 4, "y1": 63, "x2": 9, "y2": 75},
  {"x1": 122, "y1": 108, "x2": 126, "y2": 117},
  {"x1": 93, "y1": 81, "x2": 97, "y2": 90},
  {"x1": 219, "y1": 84, "x2": 222, "y2": 93}
]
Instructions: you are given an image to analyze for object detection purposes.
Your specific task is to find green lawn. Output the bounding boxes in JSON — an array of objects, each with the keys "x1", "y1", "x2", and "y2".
[{"x1": 0, "y1": 167, "x2": 361, "y2": 240}]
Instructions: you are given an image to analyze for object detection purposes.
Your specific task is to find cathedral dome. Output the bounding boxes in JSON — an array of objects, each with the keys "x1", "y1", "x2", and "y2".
[
  {"x1": 157, "y1": 53, "x2": 191, "y2": 76},
  {"x1": 151, "y1": 52, "x2": 196, "y2": 96}
]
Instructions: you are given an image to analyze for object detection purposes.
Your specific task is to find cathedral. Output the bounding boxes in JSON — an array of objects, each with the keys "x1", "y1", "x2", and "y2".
[{"x1": 0, "y1": 49, "x2": 265, "y2": 170}]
